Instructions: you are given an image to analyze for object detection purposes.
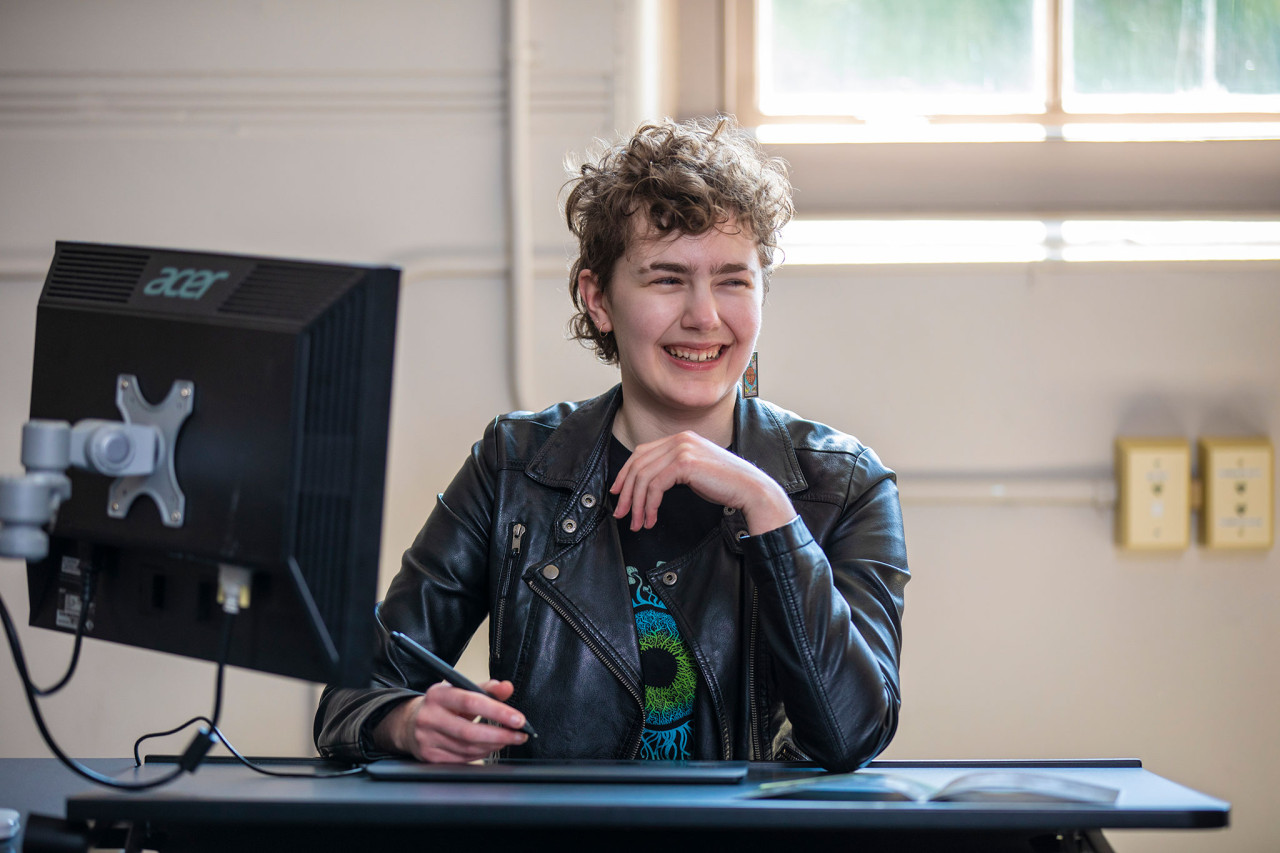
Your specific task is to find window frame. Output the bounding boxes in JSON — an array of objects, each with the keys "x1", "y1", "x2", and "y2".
[{"x1": 727, "y1": 0, "x2": 1280, "y2": 134}]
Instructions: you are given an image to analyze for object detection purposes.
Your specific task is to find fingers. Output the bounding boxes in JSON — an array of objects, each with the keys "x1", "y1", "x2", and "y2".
[
  {"x1": 611, "y1": 440, "x2": 683, "y2": 531},
  {"x1": 434, "y1": 680, "x2": 528, "y2": 733},
  {"x1": 610, "y1": 431, "x2": 795, "y2": 535},
  {"x1": 408, "y1": 681, "x2": 529, "y2": 764},
  {"x1": 480, "y1": 678, "x2": 516, "y2": 701},
  {"x1": 610, "y1": 432, "x2": 731, "y2": 531}
]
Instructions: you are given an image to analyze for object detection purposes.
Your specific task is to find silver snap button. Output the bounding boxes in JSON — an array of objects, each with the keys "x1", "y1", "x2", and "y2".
[
  {"x1": 580, "y1": 494, "x2": 597, "y2": 508},
  {"x1": 561, "y1": 518, "x2": 578, "y2": 534},
  {"x1": 542, "y1": 564, "x2": 560, "y2": 580},
  {"x1": 738, "y1": 531, "x2": 750, "y2": 540},
  {"x1": 661, "y1": 571, "x2": 678, "y2": 586},
  {"x1": 723, "y1": 506, "x2": 737, "y2": 516}
]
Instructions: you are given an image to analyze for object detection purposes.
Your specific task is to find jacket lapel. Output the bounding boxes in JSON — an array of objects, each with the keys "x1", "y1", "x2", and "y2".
[{"x1": 522, "y1": 386, "x2": 643, "y2": 691}]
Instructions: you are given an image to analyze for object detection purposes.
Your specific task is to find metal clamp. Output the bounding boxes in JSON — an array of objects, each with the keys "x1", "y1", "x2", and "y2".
[{"x1": 108, "y1": 375, "x2": 194, "y2": 528}]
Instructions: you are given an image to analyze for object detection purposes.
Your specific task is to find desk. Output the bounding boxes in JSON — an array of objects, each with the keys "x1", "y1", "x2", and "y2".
[{"x1": 1, "y1": 758, "x2": 1229, "y2": 853}]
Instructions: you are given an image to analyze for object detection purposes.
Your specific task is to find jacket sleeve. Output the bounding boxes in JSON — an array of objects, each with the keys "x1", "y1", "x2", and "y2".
[
  {"x1": 742, "y1": 445, "x2": 908, "y2": 772},
  {"x1": 313, "y1": 421, "x2": 501, "y2": 761}
]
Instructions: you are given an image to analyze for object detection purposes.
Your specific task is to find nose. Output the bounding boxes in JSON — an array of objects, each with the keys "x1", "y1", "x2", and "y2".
[{"x1": 682, "y1": 283, "x2": 721, "y2": 331}]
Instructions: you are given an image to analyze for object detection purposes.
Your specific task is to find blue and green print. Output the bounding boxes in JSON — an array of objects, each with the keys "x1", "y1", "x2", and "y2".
[{"x1": 627, "y1": 563, "x2": 696, "y2": 760}]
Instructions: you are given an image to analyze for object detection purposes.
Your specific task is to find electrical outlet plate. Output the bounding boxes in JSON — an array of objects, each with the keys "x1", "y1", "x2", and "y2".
[
  {"x1": 1198, "y1": 437, "x2": 1274, "y2": 550},
  {"x1": 1115, "y1": 438, "x2": 1191, "y2": 551}
]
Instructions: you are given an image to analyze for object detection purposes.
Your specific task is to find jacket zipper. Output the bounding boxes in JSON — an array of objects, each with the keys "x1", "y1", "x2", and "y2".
[
  {"x1": 530, "y1": 579, "x2": 644, "y2": 759},
  {"x1": 747, "y1": 588, "x2": 762, "y2": 760},
  {"x1": 492, "y1": 522, "x2": 526, "y2": 663}
]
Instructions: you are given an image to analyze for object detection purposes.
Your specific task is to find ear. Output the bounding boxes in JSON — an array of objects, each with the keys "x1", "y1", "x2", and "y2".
[{"x1": 579, "y1": 269, "x2": 612, "y2": 334}]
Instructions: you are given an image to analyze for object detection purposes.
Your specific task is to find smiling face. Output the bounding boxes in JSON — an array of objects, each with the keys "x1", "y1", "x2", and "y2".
[{"x1": 580, "y1": 218, "x2": 764, "y2": 445}]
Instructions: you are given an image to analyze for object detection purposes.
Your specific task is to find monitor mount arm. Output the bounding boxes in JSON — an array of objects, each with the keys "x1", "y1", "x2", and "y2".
[{"x1": 0, "y1": 374, "x2": 194, "y2": 561}]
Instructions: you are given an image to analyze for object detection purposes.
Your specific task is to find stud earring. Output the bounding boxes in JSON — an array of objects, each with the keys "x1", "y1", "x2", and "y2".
[{"x1": 740, "y1": 351, "x2": 758, "y2": 399}]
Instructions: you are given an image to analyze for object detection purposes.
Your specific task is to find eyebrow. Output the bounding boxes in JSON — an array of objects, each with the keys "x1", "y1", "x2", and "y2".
[{"x1": 641, "y1": 261, "x2": 754, "y2": 275}]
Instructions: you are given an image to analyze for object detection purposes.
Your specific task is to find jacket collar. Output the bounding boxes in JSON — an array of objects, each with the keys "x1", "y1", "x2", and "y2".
[{"x1": 526, "y1": 384, "x2": 807, "y2": 496}]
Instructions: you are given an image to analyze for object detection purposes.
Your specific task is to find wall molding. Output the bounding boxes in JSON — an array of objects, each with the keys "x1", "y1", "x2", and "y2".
[
  {"x1": 397, "y1": 250, "x2": 568, "y2": 283},
  {"x1": 897, "y1": 474, "x2": 1117, "y2": 508},
  {"x1": 0, "y1": 248, "x2": 570, "y2": 284},
  {"x1": 0, "y1": 70, "x2": 612, "y2": 130},
  {"x1": 0, "y1": 251, "x2": 51, "y2": 282},
  {"x1": 9, "y1": 246, "x2": 1280, "y2": 285}
]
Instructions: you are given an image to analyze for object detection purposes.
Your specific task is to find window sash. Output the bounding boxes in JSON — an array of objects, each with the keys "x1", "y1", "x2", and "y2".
[{"x1": 731, "y1": 0, "x2": 1280, "y2": 131}]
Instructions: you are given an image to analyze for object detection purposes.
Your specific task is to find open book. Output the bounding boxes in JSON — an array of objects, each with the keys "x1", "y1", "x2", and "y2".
[{"x1": 748, "y1": 770, "x2": 1120, "y2": 804}]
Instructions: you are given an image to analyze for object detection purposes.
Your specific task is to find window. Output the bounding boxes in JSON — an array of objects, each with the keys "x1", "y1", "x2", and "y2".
[
  {"x1": 736, "y1": 0, "x2": 1280, "y2": 141},
  {"x1": 780, "y1": 218, "x2": 1280, "y2": 264}
]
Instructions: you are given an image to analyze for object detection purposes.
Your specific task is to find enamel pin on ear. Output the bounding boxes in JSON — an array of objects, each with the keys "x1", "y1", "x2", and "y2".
[{"x1": 741, "y1": 351, "x2": 759, "y2": 399}]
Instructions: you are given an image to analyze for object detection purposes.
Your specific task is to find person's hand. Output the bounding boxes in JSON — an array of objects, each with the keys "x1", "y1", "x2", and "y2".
[
  {"x1": 375, "y1": 679, "x2": 529, "y2": 763},
  {"x1": 610, "y1": 430, "x2": 796, "y2": 536}
]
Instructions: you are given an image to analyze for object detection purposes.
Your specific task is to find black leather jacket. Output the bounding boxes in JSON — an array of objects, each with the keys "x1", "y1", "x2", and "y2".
[{"x1": 315, "y1": 386, "x2": 909, "y2": 771}]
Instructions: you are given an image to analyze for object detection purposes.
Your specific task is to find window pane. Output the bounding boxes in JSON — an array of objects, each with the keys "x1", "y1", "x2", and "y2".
[
  {"x1": 760, "y1": 0, "x2": 1042, "y2": 116},
  {"x1": 1216, "y1": 0, "x2": 1280, "y2": 94},
  {"x1": 1071, "y1": 0, "x2": 1206, "y2": 95},
  {"x1": 1067, "y1": 0, "x2": 1280, "y2": 109}
]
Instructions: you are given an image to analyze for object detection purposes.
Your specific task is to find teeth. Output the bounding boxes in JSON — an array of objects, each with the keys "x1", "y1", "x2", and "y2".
[{"x1": 665, "y1": 346, "x2": 723, "y2": 363}]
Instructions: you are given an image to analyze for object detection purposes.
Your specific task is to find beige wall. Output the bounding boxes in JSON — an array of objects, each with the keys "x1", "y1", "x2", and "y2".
[{"x1": 1, "y1": 2, "x2": 1277, "y2": 851}]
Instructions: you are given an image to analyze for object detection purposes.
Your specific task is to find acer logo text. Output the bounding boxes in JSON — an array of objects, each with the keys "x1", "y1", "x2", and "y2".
[{"x1": 143, "y1": 267, "x2": 230, "y2": 300}]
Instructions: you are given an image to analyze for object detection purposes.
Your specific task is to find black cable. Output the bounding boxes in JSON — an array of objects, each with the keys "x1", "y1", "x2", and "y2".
[
  {"x1": 32, "y1": 565, "x2": 93, "y2": 697},
  {"x1": 133, "y1": 716, "x2": 364, "y2": 779},
  {"x1": 0, "y1": 590, "x2": 234, "y2": 791},
  {"x1": 6, "y1": 578, "x2": 360, "y2": 786},
  {"x1": 0, "y1": 590, "x2": 184, "y2": 789},
  {"x1": 133, "y1": 715, "x2": 215, "y2": 767},
  {"x1": 210, "y1": 609, "x2": 233, "y2": 727}
]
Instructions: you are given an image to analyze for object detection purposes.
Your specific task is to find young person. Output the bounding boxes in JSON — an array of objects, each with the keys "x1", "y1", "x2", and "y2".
[{"x1": 314, "y1": 117, "x2": 909, "y2": 771}]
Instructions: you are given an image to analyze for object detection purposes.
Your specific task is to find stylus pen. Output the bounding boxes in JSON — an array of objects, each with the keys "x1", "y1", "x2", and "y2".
[{"x1": 390, "y1": 631, "x2": 538, "y2": 738}]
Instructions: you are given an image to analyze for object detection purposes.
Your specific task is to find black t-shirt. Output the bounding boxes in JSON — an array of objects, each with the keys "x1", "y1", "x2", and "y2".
[{"x1": 608, "y1": 436, "x2": 723, "y2": 759}]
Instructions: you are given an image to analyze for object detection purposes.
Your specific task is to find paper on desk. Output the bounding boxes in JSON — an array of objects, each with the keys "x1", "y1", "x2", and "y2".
[{"x1": 747, "y1": 770, "x2": 1120, "y2": 804}]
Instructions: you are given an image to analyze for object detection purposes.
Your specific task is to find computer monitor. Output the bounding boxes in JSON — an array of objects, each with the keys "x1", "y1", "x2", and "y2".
[{"x1": 20, "y1": 241, "x2": 398, "y2": 687}]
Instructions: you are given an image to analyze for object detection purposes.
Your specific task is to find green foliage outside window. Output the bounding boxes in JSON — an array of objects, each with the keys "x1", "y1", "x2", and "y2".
[
  {"x1": 763, "y1": 0, "x2": 1279, "y2": 110},
  {"x1": 1073, "y1": 0, "x2": 1279, "y2": 96},
  {"x1": 770, "y1": 0, "x2": 1035, "y2": 96}
]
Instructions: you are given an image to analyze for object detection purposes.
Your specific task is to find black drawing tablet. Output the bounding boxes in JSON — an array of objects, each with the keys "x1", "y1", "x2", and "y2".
[{"x1": 365, "y1": 758, "x2": 749, "y2": 784}]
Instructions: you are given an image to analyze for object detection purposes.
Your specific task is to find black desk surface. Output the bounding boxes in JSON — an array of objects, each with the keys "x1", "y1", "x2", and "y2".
[{"x1": 0, "y1": 758, "x2": 1230, "y2": 853}]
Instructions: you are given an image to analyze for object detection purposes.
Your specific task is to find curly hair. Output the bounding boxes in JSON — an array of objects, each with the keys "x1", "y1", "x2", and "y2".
[{"x1": 563, "y1": 116, "x2": 794, "y2": 364}]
